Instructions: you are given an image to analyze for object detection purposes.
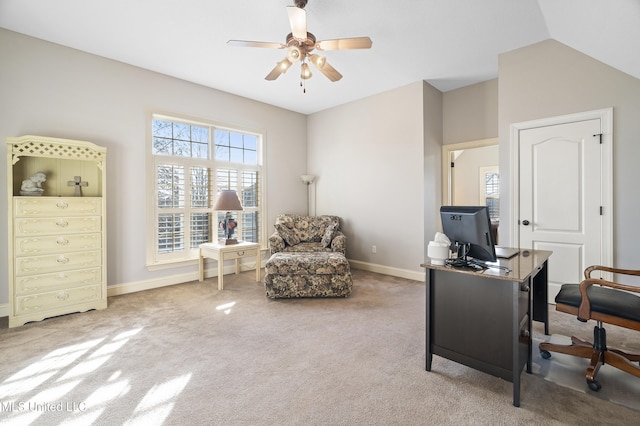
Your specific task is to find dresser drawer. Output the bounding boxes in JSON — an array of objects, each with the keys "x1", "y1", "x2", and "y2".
[
  {"x1": 16, "y1": 250, "x2": 101, "y2": 276},
  {"x1": 14, "y1": 267, "x2": 102, "y2": 296},
  {"x1": 15, "y1": 233, "x2": 101, "y2": 256},
  {"x1": 15, "y1": 197, "x2": 102, "y2": 217},
  {"x1": 14, "y1": 284, "x2": 102, "y2": 316},
  {"x1": 15, "y1": 216, "x2": 101, "y2": 236}
]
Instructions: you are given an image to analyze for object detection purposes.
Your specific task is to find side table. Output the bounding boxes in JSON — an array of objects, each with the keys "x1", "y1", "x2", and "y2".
[{"x1": 198, "y1": 241, "x2": 261, "y2": 290}]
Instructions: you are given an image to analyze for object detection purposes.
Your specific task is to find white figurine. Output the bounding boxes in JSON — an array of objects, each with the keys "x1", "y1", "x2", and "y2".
[{"x1": 20, "y1": 171, "x2": 47, "y2": 196}]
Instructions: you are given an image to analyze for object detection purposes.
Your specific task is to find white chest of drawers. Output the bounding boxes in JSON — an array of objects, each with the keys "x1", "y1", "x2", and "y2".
[{"x1": 7, "y1": 136, "x2": 107, "y2": 327}]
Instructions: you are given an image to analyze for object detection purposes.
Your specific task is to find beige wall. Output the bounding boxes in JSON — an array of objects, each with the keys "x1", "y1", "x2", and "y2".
[
  {"x1": 443, "y1": 79, "x2": 498, "y2": 145},
  {"x1": 422, "y1": 82, "x2": 444, "y2": 258},
  {"x1": 452, "y1": 145, "x2": 499, "y2": 205},
  {"x1": 0, "y1": 29, "x2": 308, "y2": 304},
  {"x1": 308, "y1": 82, "x2": 431, "y2": 278},
  {"x1": 498, "y1": 39, "x2": 640, "y2": 268}
]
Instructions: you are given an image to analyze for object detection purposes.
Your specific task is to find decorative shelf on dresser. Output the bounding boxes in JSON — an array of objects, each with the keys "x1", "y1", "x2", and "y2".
[{"x1": 7, "y1": 135, "x2": 107, "y2": 327}]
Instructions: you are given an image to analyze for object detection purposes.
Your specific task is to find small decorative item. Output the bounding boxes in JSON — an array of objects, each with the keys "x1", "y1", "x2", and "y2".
[
  {"x1": 67, "y1": 176, "x2": 88, "y2": 196},
  {"x1": 219, "y1": 213, "x2": 238, "y2": 241},
  {"x1": 20, "y1": 172, "x2": 47, "y2": 196}
]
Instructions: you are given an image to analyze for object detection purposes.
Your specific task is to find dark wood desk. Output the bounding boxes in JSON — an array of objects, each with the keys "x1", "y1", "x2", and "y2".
[{"x1": 421, "y1": 249, "x2": 551, "y2": 407}]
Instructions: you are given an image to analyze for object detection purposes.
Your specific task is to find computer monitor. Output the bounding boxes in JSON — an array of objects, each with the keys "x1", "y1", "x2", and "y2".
[{"x1": 439, "y1": 206, "x2": 497, "y2": 263}]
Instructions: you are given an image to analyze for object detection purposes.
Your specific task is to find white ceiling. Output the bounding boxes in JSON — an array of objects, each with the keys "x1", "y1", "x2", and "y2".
[{"x1": 1, "y1": 0, "x2": 639, "y2": 115}]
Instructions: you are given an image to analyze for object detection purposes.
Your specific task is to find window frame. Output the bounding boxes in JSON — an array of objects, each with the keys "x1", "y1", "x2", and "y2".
[{"x1": 146, "y1": 112, "x2": 266, "y2": 269}]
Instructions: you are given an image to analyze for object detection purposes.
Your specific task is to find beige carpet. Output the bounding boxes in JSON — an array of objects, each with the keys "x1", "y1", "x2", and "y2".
[{"x1": 0, "y1": 269, "x2": 638, "y2": 425}]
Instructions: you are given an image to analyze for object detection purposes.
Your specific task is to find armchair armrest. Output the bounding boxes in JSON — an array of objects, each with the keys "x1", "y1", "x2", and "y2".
[
  {"x1": 331, "y1": 231, "x2": 347, "y2": 255},
  {"x1": 269, "y1": 231, "x2": 286, "y2": 254},
  {"x1": 577, "y1": 265, "x2": 640, "y2": 320},
  {"x1": 585, "y1": 265, "x2": 640, "y2": 280}
]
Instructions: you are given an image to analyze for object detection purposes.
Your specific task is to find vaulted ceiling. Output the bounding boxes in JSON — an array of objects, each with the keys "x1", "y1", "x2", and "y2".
[{"x1": 1, "y1": 0, "x2": 638, "y2": 114}]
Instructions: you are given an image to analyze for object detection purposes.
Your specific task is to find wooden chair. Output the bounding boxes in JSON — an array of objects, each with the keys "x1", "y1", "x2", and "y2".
[{"x1": 539, "y1": 265, "x2": 640, "y2": 391}]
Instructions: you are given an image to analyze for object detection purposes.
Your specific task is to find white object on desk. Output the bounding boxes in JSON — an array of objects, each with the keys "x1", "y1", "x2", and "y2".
[
  {"x1": 199, "y1": 241, "x2": 261, "y2": 290},
  {"x1": 427, "y1": 241, "x2": 449, "y2": 265}
]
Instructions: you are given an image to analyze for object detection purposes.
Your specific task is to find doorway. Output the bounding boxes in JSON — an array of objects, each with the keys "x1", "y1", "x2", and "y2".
[{"x1": 442, "y1": 138, "x2": 498, "y2": 206}]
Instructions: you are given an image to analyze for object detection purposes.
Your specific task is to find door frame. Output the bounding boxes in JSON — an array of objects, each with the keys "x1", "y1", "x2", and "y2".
[
  {"x1": 509, "y1": 108, "x2": 613, "y2": 267},
  {"x1": 442, "y1": 138, "x2": 498, "y2": 206}
]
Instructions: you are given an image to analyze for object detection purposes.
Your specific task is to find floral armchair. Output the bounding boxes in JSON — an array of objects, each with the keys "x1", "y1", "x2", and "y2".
[{"x1": 268, "y1": 214, "x2": 346, "y2": 255}]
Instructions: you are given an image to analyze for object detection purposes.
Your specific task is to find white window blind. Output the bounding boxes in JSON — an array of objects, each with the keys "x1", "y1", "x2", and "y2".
[{"x1": 148, "y1": 115, "x2": 264, "y2": 266}]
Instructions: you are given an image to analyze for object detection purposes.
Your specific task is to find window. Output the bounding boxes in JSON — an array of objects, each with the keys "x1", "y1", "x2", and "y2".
[
  {"x1": 479, "y1": 166, "x2": 500, "y2": 222},
  {"x1": 148, "y1": 115, "x2": 264, "y2": 266}
]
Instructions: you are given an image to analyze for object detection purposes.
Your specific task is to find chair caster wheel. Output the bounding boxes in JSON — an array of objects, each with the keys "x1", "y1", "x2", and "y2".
[
  {"x1": 540, "y1": 350, "x2": 551, "y2": 359},
  {"x1": 587, "y1": 380, "x2": 601, "y2": 392}
]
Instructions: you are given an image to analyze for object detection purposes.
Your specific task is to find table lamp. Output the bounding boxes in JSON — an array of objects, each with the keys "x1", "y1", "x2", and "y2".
[{"x1": 213, "y1": 190, "x2": 243, "y2": 245}]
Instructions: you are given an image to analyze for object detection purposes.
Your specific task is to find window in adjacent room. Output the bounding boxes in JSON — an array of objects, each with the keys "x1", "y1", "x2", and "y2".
[
  {"x1": 480, "y1": 166, "x2": 500, "y2": 222},
  {"x1": 147, "y1": 114, "x2": 264, "y2": 267}
]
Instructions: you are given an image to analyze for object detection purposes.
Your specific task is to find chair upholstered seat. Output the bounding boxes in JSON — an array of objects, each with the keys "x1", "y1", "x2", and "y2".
[{"x1": 556, "y1": 284, "x2": 640, "y2": 323}]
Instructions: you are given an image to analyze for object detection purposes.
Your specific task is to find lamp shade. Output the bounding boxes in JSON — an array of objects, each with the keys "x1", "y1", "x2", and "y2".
[{"x1": 213, "y1": 190, "x2": 243, "y2": 211}]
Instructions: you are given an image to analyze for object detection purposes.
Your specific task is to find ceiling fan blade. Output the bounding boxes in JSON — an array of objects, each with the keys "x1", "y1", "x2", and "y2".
[
  {"x1": 265, "y1": 58, "x2": 293, "y2": 81},
  {"x1": 227, "y1": 40, "x2": 286, "y2": 49},
  {"x1": 316, "y1": 37, "x2": 373, "y2": 51},
  {"x1": 287, "y1": 6, "x2": 307, "y2": 40},
  {"x1": 308, "y1": 54, "x2": 342, "y2": 82}
]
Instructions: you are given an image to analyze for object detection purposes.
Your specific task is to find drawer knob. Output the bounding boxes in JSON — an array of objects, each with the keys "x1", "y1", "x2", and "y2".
[
  {"x1": 56, "y1": 256, "x2": 70, "y2": 264},
  {"x1": 237, "y1": 251, "x2": 245, "y2": 256},
  {"x1": 520, "y1": 329, "x2": 530, "y2": 338},
  {"x1": 56, "y1": 238, "x2": 70, "y2": 246},
  {"x1": 520, "y1": 285, "x2": 530, "y2": 292},
  {"x1": 56, "y1": 220, "x2": 69, "y2": 228},
  {"x1": 56, "y1": 201, "x2": 69, "y2": 209},
  {"x1": 57, "y1": 292, "x2": 70, "y2": 301}
]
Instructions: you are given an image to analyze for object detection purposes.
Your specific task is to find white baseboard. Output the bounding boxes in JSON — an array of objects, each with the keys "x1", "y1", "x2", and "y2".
[
  {"x1": 348, "y1": 260, "x2": 425, "y2": 282},
  {"x1": 108, "y1": 261, "x2": 263, "y2": 297}
]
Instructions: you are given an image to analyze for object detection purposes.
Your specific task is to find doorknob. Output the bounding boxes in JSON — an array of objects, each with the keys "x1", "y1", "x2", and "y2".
[{"x1": 522, "y1": 220, "x2": 530, "y2": 226}]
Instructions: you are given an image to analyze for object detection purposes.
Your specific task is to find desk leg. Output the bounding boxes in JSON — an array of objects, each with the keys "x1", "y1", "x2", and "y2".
[
  {"x1": 235, "y1": 258, "x2": 240, "y2": 275},
  {"x1": 218, "y1": 257, "x2": 224, "y2": 290},
  {"x1": 533, "y1": 260, "x2": 549, "y2": 335},
  {"x1": 425, "y1": 269, "x2": 433, "y2": 371},
  {"x1": 199, "y1": 250, "x2": 204, "y2": 282},
  {"x1": 255, "y1": 250, "x2": 261, "y2": 282}
]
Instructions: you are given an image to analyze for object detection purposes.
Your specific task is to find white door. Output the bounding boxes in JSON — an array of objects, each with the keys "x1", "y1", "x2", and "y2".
[{"x1": 518, "y1": 115, "x2": 611, "y2": 303}]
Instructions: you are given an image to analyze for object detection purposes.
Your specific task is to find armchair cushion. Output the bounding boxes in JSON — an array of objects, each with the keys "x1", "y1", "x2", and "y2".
[
  {"x1": 275, "y1": 223, "x2": 300, "y2": 246},
  {"x1": 321, "y1": 223, "x2": 338, "y2": 248}
]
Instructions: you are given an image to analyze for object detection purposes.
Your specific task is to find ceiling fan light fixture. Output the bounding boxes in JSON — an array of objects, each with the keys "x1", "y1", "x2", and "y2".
[
  {"x1": 287, "y1": 46, "x2": 302, "y2": 62},
  {"x1": 300, "y1": 62, "x2": 312, "y2": 79},
  {"x1": 309, "y1": 54, "x2": 326, "y2": 69},
  {"x1": 278, "y1": 58, "x2": 293, "y2": 73}
]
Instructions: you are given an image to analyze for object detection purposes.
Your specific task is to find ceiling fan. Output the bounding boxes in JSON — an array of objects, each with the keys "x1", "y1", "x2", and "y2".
[{"x1": 227, "y1": 0, "x2": 372, "y2": 86}]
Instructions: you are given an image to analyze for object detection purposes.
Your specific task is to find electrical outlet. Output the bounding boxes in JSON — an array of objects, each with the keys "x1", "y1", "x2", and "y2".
[{"x1": 372, "y1": 245, "x2": 377, "y2": 253}]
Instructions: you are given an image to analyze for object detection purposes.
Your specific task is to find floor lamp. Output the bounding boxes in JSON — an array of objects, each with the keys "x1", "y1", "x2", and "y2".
[{"x1": 300, "y1": 174, "x2": 315, "y2": 215}]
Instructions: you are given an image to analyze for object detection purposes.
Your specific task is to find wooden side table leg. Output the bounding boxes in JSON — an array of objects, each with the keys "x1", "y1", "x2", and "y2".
[
  {"x1": 199, "y1": 250, "x2": 204, "y2": 282},
  {"x1": 218, "y1": 256, "x2": 224, "y2": 290},
  {"x1": 235, "y1": 258, "x2": 240, "y2": 275},
  {"x1": 255, "y1": 250, "x2": 261, "y2": 282}
]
